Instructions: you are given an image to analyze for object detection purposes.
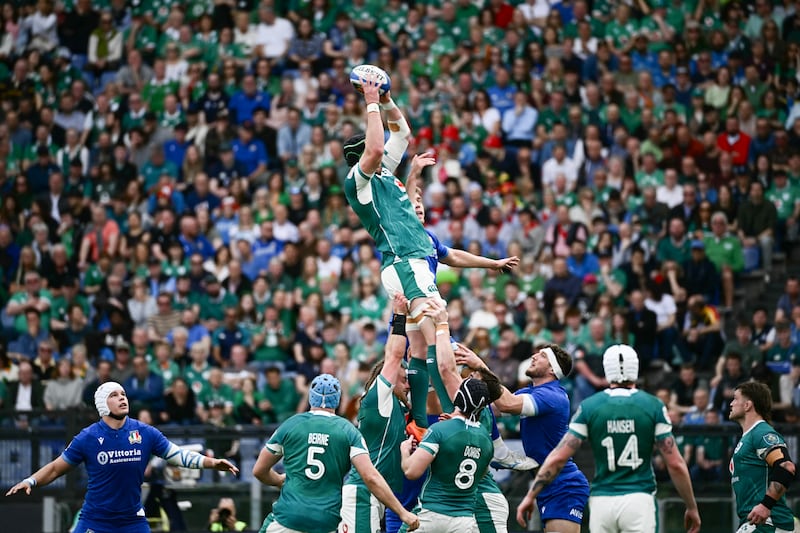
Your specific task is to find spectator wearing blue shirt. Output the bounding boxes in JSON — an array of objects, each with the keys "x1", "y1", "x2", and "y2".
[
  {"x1": 231, "y1": 123, "x2": 268, "y2": 180},
  {"x1": 178, "y1": 215, "x2": 215, "y2": 260},
  {"x1": 276, "y1": 107, "x2": 312, "y2": 163},
  {"x1": 566, "y1": 240, "x2": 600, "y2": 279},
  {"x1": 252, "y1": 219, "x2": 284, "y2": 267},
  {"x1": 228, "y1": 74, "x2": 270, "y2": 125},
  {"x1": 6, "y1": 381, "x2": 237, "y2": 531},
  {"x1": 162, "y1": 123, "x2": 191, "y2": 174},
  {"x1": 207, "y1": 144, "x2": 248, "y2": 194},
  {"x1": 184, "y1": 173, "x2": 221, "y2": 215},
  {"x1": 487, "y1": 68, "x2": 516, "y2": 116},
  {"x1": 212, "y1": 309, "x2": 249, "y2": 366},
  {"x1": 166, "y1": 309, "x2": 210, "y2": 351},
  {"x1": 235, "y1": 239, "x2": 268, "y2": 282},
  {"x1": 125, "y1": 355, "x2": 166, "y2": 415},
  {"x1": 501, "y1": 91, "x2": 538, "y2": 148}
]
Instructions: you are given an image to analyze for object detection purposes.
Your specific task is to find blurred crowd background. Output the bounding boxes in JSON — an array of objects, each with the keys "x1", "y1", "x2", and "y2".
[{"x1": 1, "y1": 0, "x2": 800, "y2": 487}]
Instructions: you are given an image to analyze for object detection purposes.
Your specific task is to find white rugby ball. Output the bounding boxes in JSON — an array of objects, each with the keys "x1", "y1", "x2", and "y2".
[{"x1": 349, "y1": 64, "x2": 392, "y2": 95}]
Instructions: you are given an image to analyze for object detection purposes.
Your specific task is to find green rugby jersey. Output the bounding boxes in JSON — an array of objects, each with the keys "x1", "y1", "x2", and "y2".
[
  {"x1": 569, "y1": 388, "x2": 671, "y2": 496},
  {"x1": 476, "y1": 408, "x2": 501, "y2": 495},
  {"x1": 344, "y1": 163, "x2": 432, "y2": 268},
  {"x1": 730, "y1": 420, "x2": 795, "y2": 531},
  {"x1": 265, "y1": 411, "x2": 368, "y2": 533},
  {"x1": 345, "y1": 375, "x2": 406, "y2": 493},
  {"x1": 418, "y1": 416, "x2": 494, "y2": 516}
]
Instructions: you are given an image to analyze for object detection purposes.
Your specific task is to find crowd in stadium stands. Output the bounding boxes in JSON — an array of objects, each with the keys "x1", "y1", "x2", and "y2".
[{"x1": 1, "y1": 0, "x2": 800, "y2": 483}]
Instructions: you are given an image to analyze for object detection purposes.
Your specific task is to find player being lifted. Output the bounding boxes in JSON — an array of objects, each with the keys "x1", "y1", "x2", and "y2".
[
  {"x1": 342, "y1": 71, "x2": 439, "y2": 441},
  {"x1": 252, "y1": 374, "x2": 419, "y2": 533},
  {"x1": 519, "y1": 344, "x2": 701, "y2": 533},
  {"x1": 729, "y1": 381, "x2": 797, "y2": 533},
  {"x1": 339, "y1": 294, "x2": 412, "y2": 533}
]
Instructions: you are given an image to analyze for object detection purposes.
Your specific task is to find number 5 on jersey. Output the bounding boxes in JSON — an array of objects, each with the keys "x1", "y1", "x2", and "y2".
[
  {"x1": 306, "y1": 446, "x2": 326, "y2": 480},
  {"x1": 601, "y1": 435, "x2": 644, "y2": 472}
]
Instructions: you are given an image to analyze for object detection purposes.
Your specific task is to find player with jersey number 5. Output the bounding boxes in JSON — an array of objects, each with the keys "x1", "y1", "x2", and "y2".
[
  {"x1": 519, "y1": 344, "x2": 701, "y2": 533},
  {"x1": 252, "y1": 373, "x2": 419, "y2": 533},
  {"x1": 342, "y1": 69, "x2": 439, "y2": 443},
  {"x1": 5, "y1": 382, "x2": 238, "y2": 533},
  {"x1": 729, "y1": 381, "x2": 797, "y2": 533}
]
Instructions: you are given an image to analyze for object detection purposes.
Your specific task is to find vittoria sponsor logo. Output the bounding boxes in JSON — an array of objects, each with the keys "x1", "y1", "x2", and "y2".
[{"x1": 97, "y1": 449, "x2": 143, "y2": 465}]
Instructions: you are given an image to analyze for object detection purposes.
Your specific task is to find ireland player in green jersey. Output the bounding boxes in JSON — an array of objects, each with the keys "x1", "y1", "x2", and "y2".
[
  {"x1": 252, "y1": 374, "x2": 418, "y2": 533},
  {"x1": 342, "y1": 72, "x2": 439, "y2": 442},
  {"x1": 520, "y1": 344, "x2": 701, "y2": 533},
  {"x1": 729, "y1": 382, "x2": 797, "y2": 533},
  {"x1": 400, "y1": 375, "x2": 494, "y2": 533},
  {"x1": 340, "y1": 294, "x2": 412, "y2": 533}
]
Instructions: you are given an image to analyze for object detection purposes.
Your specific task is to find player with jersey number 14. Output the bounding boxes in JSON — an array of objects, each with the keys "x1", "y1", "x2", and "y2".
[
  {"x1": 519, "y1": 344, "x2": 701, "y2": 533},
  {"x1": 729, "y1": 381, "x2": 797, "y2": 533}
]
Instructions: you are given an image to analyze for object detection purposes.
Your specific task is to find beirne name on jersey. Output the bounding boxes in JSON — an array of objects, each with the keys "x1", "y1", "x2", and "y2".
[
  {"x1": 344, "y1": 163, "x2": 432, "y2": 267},
  {"x1": 264, "y1": 411, "x2": 368, "y2": 533},
  {"x1": 345, "y1": 375, "x2": 406, "y2": 493},
  {"x1": 569, "y1": 388, "x2": 671, "y2": 496}
]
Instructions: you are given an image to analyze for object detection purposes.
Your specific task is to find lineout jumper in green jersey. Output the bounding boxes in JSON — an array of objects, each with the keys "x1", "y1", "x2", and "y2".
[
  {"x1": 344, "y1": 162, "x2": 433, "y2": 268},
  {"x1": 345, "y1": 374, "x2": 407, "y2": 493},
  {"x1": 731, "y1": 420, "x2": 795, "y2": 532},
  {"x1": 569, "y1": 387, "x2": 672, "y2": 496},
  {"x1": 262, "y1": 411, "x2": 368, "y2": 533},
  {"x1": 417, "y1": 416, "x2": 494, "y2": 516}
]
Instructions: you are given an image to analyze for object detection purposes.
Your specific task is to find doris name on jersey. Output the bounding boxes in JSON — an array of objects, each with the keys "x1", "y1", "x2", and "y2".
[
  {"x1": 607, "y1": 419, "x2": 636, "y2": 433},
  {"x1": 464, "y1": 446, "x2": 482, "y2": 459}
]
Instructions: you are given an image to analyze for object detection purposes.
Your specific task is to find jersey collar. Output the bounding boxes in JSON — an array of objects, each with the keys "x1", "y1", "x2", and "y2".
[{"x1": 742, "y1": 418, "x2": 765, "y2": 437}]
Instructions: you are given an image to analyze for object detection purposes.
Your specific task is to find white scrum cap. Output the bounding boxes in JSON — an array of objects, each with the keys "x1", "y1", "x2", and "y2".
[
  {"x1": 94, "y1": 382, "x2": 125, "y2": 416},
  {"x1": 602, "y1": 344, "x2": 639, "y2": 384}
]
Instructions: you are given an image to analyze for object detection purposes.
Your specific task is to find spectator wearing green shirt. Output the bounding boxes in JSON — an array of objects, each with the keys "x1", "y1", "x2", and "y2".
[
  {"x1": 656, "y1": 218, "x2": 692, "y2": 265},
  {"x1": 766, "y1": 171, "x2": 800, "y2": 248},
  {"x1": 5, "y1": 272, "x2": 52, "y2": 335},
  {"x1": 704, "y1": 212, "x2": 744, "y2": 309},
  {"x1": 198, "y1": 368, "x2": 236, "y2": 421},
  {"x1": 737, "y1": 180, "x2": 777, "y2": 274},
  {"x1": 261, "y1": 366, "x2": 301, "y2": 423}
]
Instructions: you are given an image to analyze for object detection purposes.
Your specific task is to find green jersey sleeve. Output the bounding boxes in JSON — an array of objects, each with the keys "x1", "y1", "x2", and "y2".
[
  {"x1": 418, "y1": 424, "x2": 442, "y2": 457},
  {"x1": 265, "y1": 419, "x2": 290, "y2": 456}
]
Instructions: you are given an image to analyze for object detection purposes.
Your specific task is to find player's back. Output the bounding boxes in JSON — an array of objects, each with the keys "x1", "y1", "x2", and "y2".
[
  {"x1": 271, "y1": 412, "x2": 363, "y2": 533},
  {"x1": 418, "y1": 417, "x2": 494, "y2": 516},
  {"x1": 344, "y1": 164, "x2": 430, "y2": 265},
  {"x1": 345, "y1": 376, "x2": 406, "y2": 493},
  {"x1": 570, "y1": 388, "x2": 670, "y2": 496}
]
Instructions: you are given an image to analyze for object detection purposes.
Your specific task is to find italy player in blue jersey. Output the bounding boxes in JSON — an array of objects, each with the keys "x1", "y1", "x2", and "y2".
[
  {"x1": 457, "y1": 343, "x2": 590, "y2": 533},
  {"x1": 6, "y1": 382, "x2": 238, "y2": 533}
]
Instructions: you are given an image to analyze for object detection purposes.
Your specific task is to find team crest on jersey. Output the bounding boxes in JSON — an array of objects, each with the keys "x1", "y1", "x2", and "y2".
[
  {"x1": 763, "y1": 433, "x2": 781, "y2": 446},
  {"x1": 128, "y1": 430, "x2": 142, "y2": 445},
  {"x1": 394, "y1": 178, "x2": 406, "y2": 192}
]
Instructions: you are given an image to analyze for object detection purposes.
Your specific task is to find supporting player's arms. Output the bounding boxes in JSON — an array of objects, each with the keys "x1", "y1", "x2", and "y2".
[
  {"x1": 353, "y1": 452, "x2": 420, "y2": 531},
  {"x1": 747, "y1": 446, "x2": 796, "y2": 526},
  {"x1": 252, "y1": 447, "x2": 286, "y2": 488},
  {"x1": 382, "y1": 293, "x2": 410, "y2": 384},
  {"x1": 657, "y1": 435, "x2": 701, "y2": 533},
  {"x1": 5, "y1": 456, "x2": 72, "y2": 496},
  {"x1": 517, "y1": 433, "x2": 583, "y2": 527},
  {"x1": 400, "y1": 436, "x2": 435, "y2": 480},
  {"x1": 454, "y1": 343, "x2": 526, "y2": 414}
]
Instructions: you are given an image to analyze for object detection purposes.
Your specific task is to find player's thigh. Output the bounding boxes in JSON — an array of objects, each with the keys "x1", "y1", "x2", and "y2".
[
  {"x1": 538, "y1": 485, "x2": 587, "y2": 528},
  {"x1": 262, "y1": 517, "x2": 320, "y2": 533},
  {"x1": 588, "y1": 496, "x2": 620, "y2": 533},
  {"x1": 339, "y1": 484, "x2": 382, "y2": 533},
  {"x1": 381, "y1": 259, "x2": 439, "y2": 305},
  {"x1": 474, "y1": 492, "x2": 509, "y2": 533},
  {"x1": 617, "y1": 493, "x2": 656, "y2": 533}
]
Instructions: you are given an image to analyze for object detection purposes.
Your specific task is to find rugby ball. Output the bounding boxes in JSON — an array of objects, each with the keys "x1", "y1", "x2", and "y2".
[{"x1": 349, "y1": 64, "x2": 391, "y2": 95}]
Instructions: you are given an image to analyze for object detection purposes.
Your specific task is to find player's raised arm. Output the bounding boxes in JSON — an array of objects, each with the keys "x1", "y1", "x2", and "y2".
[
  {"x1": 423, "y1": 300, "x2": 460, "y2": 403},
  {"x1": 382, "y1": 293, "x2": 410, "y2": 384},
  {"x1": 381, "y1": 89, "x2": 411, "y2": 174},
  {"x1": 357, "y1": 73, "x2": 385, "y2": 176}
]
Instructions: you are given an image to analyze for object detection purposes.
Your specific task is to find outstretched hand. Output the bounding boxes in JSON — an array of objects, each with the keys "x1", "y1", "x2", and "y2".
[
  {"x1": 494, "y1": 256, "x2": 520, "y2": 273},
  {"x1": 210, "y1": 458, "x2": 240, "y2": 476},
  {"x1": 454, "y1": 342, "x2": 484, "y2": 370},
  {"x1": 516, "y1": 492, "x2": 536, "y2": 528},
  {"x1": 5, "y1": 480, "x2": 33, "y2": 497},
  {"x1": 410, "y1": 152, "x2": 436, "y2": 176}
]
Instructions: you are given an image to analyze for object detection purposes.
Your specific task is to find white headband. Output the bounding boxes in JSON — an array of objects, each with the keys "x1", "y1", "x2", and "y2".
[{"x1": 544, "y1": 347, "x2": 564, "y2": 380}]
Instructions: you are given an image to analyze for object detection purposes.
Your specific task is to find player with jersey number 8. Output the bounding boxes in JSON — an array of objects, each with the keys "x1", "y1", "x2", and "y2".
[
  {"x1": 519, "y1": 344, "x2": 701, "y2": 533},
  {"x1": 5, "y1": 382, "x2": 238, "y2": 533},
  {"x1": 252, "y1": 373, "x2": 419, "y2": 533}
]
